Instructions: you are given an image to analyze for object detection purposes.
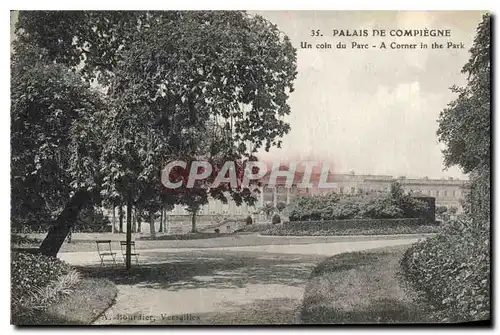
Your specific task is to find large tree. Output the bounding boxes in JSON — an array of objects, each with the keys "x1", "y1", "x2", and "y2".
[
  {"x1": 11, "y1": 43, "x2": 107, "y2": 255},
  {"x1": 437, "y1": 13, "x2": 490, "y2": 223},
  {"x1": 12, "y1": 11, "x2": 297, "y2": 256}
]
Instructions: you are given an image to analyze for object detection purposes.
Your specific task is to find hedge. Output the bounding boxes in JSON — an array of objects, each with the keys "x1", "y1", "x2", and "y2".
[
  {"x1": 11, "y1": 252, "x2": 71, "y2": 304},
  {"x1": 262, "y1": 225, "x2": 440, "y2": 236},
  {"x1": 288, "y1": 184, "x2": 433, "y2": 222},
  {"x1": 400, "y1": 218, "x2": 490, "y2": 322},
  {"x1": 235, "y1": 223, "x2": 275, "y2": 233},
  {"x1": 283, "y1": 218, "x2": 427, "y2": 232}
]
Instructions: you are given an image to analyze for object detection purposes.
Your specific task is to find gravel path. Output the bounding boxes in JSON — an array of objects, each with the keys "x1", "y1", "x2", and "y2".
[{"x1": 60, "y1": 237, "x2": 421, "y2": 325}]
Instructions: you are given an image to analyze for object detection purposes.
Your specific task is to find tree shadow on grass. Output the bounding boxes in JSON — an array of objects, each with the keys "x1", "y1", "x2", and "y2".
[
  {"x1": 310, "y1": 251, "x2": 384, "y2": 277},
  {"x1": 75, "y1": 252, "x2": 319, "y2": 291},
  {"x1": 13, "y1": 278, "x2": 117, "y2": 326},
  {"x1": 299, "y1": 246, "x2": 433, "y2": 324},
  {"x1": 300, "y1": 297, "x2": 431, "y2": 324},
  {"x1": 13, "y1": 309, "x2": 86, "y2": 326},
  {"x1": 152, "y1": 297, "x2": 302, "y2": 325}
]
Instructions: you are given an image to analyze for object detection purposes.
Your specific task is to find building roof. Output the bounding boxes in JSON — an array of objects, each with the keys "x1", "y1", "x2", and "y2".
[{"x1": 257, "y1": 168, "x2": 467, "y2": 187}]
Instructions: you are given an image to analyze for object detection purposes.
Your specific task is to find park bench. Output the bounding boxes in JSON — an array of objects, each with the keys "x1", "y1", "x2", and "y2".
[
  {"x1": 120, "y1": 241, "x2": 140, "y2": 265},
  {"x1": 95, "y1": 240, "x2": 117, "y2": 266}
]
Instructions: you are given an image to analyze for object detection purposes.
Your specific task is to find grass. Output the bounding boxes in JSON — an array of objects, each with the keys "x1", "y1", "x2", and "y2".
[
  {"x1": 12, "y1": 232, "x2": 434, "y2": 253},
  {"x1": 13, "y1": 278, "x2": 117, "y2": 325},
  {"x1": 152, "y1": 298, "x2": 302, "y2": 325},
  {"x1": 300, "y1": 245, "x2": 434, "y2": 324}
]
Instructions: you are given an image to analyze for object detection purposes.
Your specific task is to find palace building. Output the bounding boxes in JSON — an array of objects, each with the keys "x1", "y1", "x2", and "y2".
[{"x1": 169, "y1": 169, "x2": 468, "y2": 218}]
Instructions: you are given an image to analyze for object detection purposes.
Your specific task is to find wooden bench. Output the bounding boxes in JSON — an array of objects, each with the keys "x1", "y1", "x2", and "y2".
[
  {"x1": 120, "y1": 241, "x2": 140, "y2": 265},
  {"x1": 95, "y1": 240, "x2": 117, "y2": 266}
]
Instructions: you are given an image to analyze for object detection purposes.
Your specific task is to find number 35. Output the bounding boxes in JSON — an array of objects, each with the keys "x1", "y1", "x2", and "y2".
[{"x1": 311, "y1": 29, "x2": 321, "y2": 36}]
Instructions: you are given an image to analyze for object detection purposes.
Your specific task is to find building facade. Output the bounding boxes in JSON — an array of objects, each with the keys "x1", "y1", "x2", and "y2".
[{"x1": 169, "y1": 171, "x2": 468, "y2": 217}]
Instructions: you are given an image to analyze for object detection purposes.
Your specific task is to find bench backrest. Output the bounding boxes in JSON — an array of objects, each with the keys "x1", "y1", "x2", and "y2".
[
  {"x1": 95, "y1": 240, "x2": 112, "y2": 254},
  {"x1": 120, "y1": 241, "x2": 136, "y2": 255}
]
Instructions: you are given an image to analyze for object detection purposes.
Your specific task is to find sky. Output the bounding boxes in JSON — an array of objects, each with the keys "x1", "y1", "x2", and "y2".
[
  {"x1": 250, "y1": 11, "x2": 486, "y2": 179},
  {"x1": 10, "y1": 10, "x2": 485, "y2": 180}
]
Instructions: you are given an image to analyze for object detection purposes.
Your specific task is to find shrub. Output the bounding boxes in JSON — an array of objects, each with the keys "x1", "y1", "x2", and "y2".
[
  {"x1": 436, "y1": 206, "x2": 448, "y2": 216},
  {"x1": 12, "y1": 270, "x2": 81, "y2": 324},
  {"x1": 245, "y1": 215, "x2": 253, "y2": 225},
  {"x1": 401, "y1": 218, "x2": 490, "y2": 322},
  {"x1": 272, "y1": 214, "x2": 281, "y2": 225},
  {"x1": 11, "y1": 252, "x2": 71, "y2": 304},
  {"x1": 330, "y1": 201, "x2": 361, "y2": 219},
  {"x1": 400, "y1": 167, "x2": 490, "y2": 322},
  {"x1": 261, "y1": 202, "x2": 275, "y2": 218},
  {"x1": 11, "y1": 234, "x2": 41, "y2": 246},
  {"x1": 289, "y1": 193, "x2": 340, "y2": 221},
  {"x1": 360, "y1": 197, "x2": 404, "y2": 219},
  {"x1": 276, "y1": 202, "x2": 287, "y2": 213},
  {"x1": 400, "y1": 196, "x2": 430, "y2": 219},
  {"x1": 288, "y1": 185, "x2": 431, "y2": 222}
]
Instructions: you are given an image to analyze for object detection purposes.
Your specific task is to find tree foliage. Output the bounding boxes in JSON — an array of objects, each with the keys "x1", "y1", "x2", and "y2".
[
  {"x1": 11, "y1": 44, "x2": 106, "y2": 228},
  {"x1": 437, "y1": 13, "x2": 490, "y2": 224},
  {"x1": 261, "y1": 202, "x2": 275, "y2": 218},
  {"x1": 437, "y1": 14, "x2": 490, "y2": 175},
  {"x1": 402, "y1": 14, "x2": 491, "y2": 322},
  {"x1": 276, "y1": 201, "x2": 286, "y2": 213},
  {"x1": 436, "y1": 206, "x2": 448, "y2": 216},
  {"x1": 12, "y1": 10, "x2": 297, "y2": 254}
]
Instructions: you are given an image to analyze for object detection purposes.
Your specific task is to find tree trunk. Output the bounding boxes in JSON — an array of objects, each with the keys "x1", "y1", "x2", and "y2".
[
  {"x1": 149, "y1": 211, "x2": 156, "y2": 239},
  {"x1": 39, "y1": 190, "x2": 91, "y2": 257},
  {"x1": 159, "y1": 206, "x2": 164, "y2": 233},
  {"x1": 191, "y1": 211, "x2": 197, "y2": 233},
  {"x1": 134, "y1": 208, "x2": 141, "y2": 233},
  {"x1": 131, "y1": 207, "x2": 136, "y2": 232},
  {"x1": 118, "y1": 206, "x2": 124, "y2": 233},
  {"x1": 125, "y1": 198, "x2": 133, "y2": 270},
  {"x1": 163, "y1": 208, "x2": 168, "y2": 234},
  {"x1": 89, "y1": 208, "x2": 95, "y2": 225},
  {"x1": 112, "y1": 206, "x2": 116, "y2": 234}
]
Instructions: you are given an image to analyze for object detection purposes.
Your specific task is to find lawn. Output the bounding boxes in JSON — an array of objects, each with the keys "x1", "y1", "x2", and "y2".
[
  {"x1": 300, "y1": 245, "x2": 435, "y2": 324},
  {"x1": 151, "y1": 298, "x2": 302, "y2": 325},
  {"x1": 14, "y1": 232, "x2": 434, "y2": 253}
]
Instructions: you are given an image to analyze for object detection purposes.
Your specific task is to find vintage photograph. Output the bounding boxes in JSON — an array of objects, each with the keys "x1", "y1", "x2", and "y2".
[{"x1": 10, "y1": 10, "x2": 490, "y2": 325}]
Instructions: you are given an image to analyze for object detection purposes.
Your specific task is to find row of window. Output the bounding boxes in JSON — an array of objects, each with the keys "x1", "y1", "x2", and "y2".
[
  {"x1": 298, "y1": 186, "x2": 460, "y2": 197},
  {"x1": 262, "y1": 185, "x2": 460, "y2": 198},
  {"x1": 173, "y1": 206, "x2": 252, "y2": 215},
  {"x1": 417, "y1": 189, "x2": 459, "y2": 197}
]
